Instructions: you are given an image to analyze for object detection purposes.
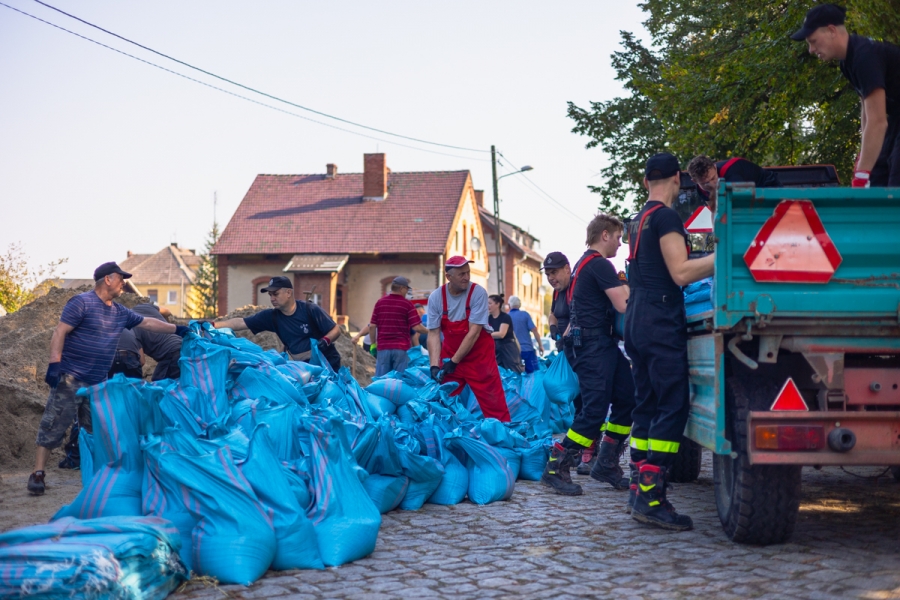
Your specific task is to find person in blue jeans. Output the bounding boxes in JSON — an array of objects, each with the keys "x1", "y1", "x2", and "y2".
[{"x1": 507, "y1": 296, "x2": 543, "y2": 373}]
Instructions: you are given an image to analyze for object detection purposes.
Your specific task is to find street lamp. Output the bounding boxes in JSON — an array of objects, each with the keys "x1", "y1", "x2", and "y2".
[{"x1": 490, "y1": 145, "x2": 533, "y2": 297}]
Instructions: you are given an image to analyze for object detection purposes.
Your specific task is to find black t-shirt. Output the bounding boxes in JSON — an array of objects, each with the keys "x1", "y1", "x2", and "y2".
[
  {"x1": 628, "y1": 201, "x2": 688, "y2": 296},
  {"x1": 697, "y1": 157, "x2": 779, "y2": 201},
  {"x1": 551, "y1": 288, "x2": 571, "y2": 334},
  {"x1": 570, "y1": 250, "x2": 622, "y2": 329},
  {"x1": 132, "y1": 303, "x2": 182, "y2": 360},
  {"x1": 244, "y1": 301, "x2": 340, "y2": 365},
  {"x1": 488, "y1": 312, "x2": 516, "y2": 344},
  {"x1": 841, "y1": 34, "x2": 900, "y2": 118}
]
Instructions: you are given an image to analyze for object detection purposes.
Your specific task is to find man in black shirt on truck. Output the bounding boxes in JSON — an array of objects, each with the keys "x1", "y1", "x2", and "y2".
[
  {"x1": 792, "y1": 4, "x2": 900, "y2": 187},
  {"x1": 687, "y1": 155, "x2": 780, "y2": 213}
]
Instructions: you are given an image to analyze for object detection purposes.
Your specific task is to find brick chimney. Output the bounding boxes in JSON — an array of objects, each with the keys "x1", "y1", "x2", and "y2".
[
  {"x1": 326, "y1": 163, "x2": 338, "y2": 179},
  {"x1": 363, "y1": 153, "x2": 389, "y2": 202},
  {"x1": 475, "y1": 190, "x2": 485, "y2": 207}
]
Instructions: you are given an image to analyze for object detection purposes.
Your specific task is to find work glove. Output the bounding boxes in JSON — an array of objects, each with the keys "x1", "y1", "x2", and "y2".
[
  {"x1": 318, "y1": 337, "x2": 332, "y2": 351},
  {"x1": 174, "y1": 325, "x2": 190, "y2": 338},
  {"x1": 549, "y1": 324, "x2": 559, "y2": 340},
  {"x1": 45, "y1": 362, "x2": 61, "y2": 388},
  {"x1": 430, "y1": 366, "x2": 442, "y2": 381},
  {"x1": 438, "y1": 359, "x2": 458, "y2": 381},
  {"x1": 851, "y1": 170, "x2": 871, "y2": 188}
]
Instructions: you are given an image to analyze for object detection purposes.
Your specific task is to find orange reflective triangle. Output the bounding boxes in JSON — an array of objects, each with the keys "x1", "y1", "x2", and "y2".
[
  {"x1": 770, "y1": 378, "x2": 808, "y2": 411},
  {"x1": 684, "y1": 206, "x2": 713, "y2": 233},
  {"x1": 748, "y1": 203, "x2": 834, "y2": 273}
]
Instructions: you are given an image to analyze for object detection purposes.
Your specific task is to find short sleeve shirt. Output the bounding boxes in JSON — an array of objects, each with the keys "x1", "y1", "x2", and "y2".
[
  {"x1": 697, "y1": 158, "x2": 780, "y2": 202},
  {"x1": 551, "y1": 289, "x2": 571, "y2": 334},
  {"x1": 841, "y1": 35, "x2": 900, "y2": 118},
  {"x1": 570, "y1": 250, "x2": 623, "y2": 329},
  {"x1": 244, "y1": 301, "x2": 340, "y2": 365},
  {"x1": 426, "y1": 283, "x2": 491, "y2": 330},
  {"x1": 132, "y1": 303, "x2": 182, "y2": 360},
  {"x1": 629, "y1": 201, "x2": 688, "y2": 297},
  {"x1": 488, "y1": 311, "x2": 516, "y2": 345},
  {"x1": 508, "y1": 309, "x2": 536, "y2": 349},
  {"x1": 59, "y1": 291, "x2": 145, "y2": 385},
  {"x1": 369, "y1": 293, "x2": 421, "y2": 351}
]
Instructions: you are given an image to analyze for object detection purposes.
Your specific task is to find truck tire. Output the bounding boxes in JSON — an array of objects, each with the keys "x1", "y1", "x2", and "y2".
[
  {"x1": 892, "y1": 466, "x2": 900, "y2": 482},
  {"x1": 668, "y1": 438, "x2": 702, "y2": 483},
  {"x1": 714, "y1": 375, "x2": 802, "y2": 545}
]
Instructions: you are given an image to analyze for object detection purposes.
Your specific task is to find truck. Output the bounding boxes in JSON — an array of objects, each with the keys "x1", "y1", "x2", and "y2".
[{"x1": 666, "y1": 175, "x2": 900, "y2": 545}]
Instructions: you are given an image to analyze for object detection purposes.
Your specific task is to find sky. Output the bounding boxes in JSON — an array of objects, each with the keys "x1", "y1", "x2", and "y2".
[{"x1": 0, "y1": 1, "x2": 649, "y2": 282}]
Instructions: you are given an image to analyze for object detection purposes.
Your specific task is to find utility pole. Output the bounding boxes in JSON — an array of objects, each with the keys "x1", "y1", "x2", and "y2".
[{"x1": 491, "y1": 145, "x2": 504, "y2": 297}]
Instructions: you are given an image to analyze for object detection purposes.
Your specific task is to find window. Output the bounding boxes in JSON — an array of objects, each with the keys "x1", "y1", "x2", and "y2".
[
  {"x1": 455, "y1": 231, "x2": 459, "y2": 251},
  {"x1": 147, "y1": 289, "x2": 158, "y2": 304},
  {"x1": 167, "y1": 290, "x2": 178, "y2": 305},
  {"x1": 463, "y1": 223, "x2": 468, "y2": 255}
]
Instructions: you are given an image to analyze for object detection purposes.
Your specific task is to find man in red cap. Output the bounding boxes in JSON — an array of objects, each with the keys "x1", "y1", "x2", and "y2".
[{"x1": 426, "y1": 255, "x2": 510, "y2": 421}]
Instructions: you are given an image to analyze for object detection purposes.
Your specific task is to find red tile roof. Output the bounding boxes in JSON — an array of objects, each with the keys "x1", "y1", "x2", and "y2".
[
  {"x1": 213, "y1": 171, "x2": 471, "y2": 255},
  {"x1": 120, "y1": 245, "x2": 199, "y2": 285}
]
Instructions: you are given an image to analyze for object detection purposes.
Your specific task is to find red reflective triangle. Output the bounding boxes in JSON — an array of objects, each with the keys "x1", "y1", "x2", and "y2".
[
  {"x1": 685, "y1": 206, "x2": 713, "y2": 233},
  {"x1": 770, "y1": 378, "x2": 809, "y2": 411},
  {"x1": 743, "y1": 200, "x2": 842, "y2": 283}
]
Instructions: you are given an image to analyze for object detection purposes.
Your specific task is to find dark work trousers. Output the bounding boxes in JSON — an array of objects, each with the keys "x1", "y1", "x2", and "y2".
[
  {"x1": 871, "y1": 116, "x2": 900, "y2": 187},
  {"x1": 108, "y1": 351, "x2": 143, "y2": 380},
  {"x1": 624, "y1": 289, "x2": 691, "y2": 468},
  {"x1": 563, "y1": 334, "x2": 635, "y2": 449},
  {"x1": 152, "y1": 350, "x2": 182, "y2": 381},
  {"x1": 563, "y1": 344, "x2": 584, "y2": 416}
]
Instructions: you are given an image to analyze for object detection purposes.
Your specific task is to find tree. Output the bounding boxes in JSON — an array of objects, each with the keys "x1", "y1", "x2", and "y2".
[
  {"x1": 568, "y1": 0, "x2": 900, "y2": 216},
  {"x1": 189, "y1": 222, "x2": 220, "y2": 318},
  {"x1": 0, "y1": 243, "x2": 67, "y2": 313}
]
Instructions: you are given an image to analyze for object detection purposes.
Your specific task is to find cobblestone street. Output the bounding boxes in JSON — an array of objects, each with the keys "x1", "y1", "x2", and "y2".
[{"x1": 174, "y1": 453, "x2": 900, "y2": 600}]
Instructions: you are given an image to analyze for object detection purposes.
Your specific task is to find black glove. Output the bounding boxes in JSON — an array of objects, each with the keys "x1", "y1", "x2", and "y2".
[
  {"x1": 555, "y1": 336, "x2": 564, "y2": 351},
  {"x1": 45, "y1": 362, "x2": 62, "y2": 388},
  {"x1": 549, "y1": 324, "x2": 559, "y2": 340},
  {"x1": 439, "y1": 360, "x2": 458, "y2": 380},
  {"x1": 174, "y1": 325, "x2": 190, "y2": 338},
  {"x1": 430, "y1": 366, "x2": 442, "y2": 381},
  {"x1": 318, "y1": 337, "x2": 332, "y2": 350}
]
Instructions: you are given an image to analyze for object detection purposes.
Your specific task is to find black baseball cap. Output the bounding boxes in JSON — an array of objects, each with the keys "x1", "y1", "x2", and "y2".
[
  {"x1": 645, "y1": 153, "x2": 680, "y2": 181},
  {"x1": 791, "y1": 4, "x2": 846, "y2": 41},
  {"x1": 541, "y1": 252, "x2": 569, "y2": 270},
  {"x1": 94, "y1": 262, "x2": 132, "y2": 281},
  {"x1": 260, "y1": 276, "x2": 293, "y2": 292}
]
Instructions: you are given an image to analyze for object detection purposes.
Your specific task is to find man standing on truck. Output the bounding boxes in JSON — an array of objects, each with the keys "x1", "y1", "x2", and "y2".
[
  {"x1": 541, "y1": 215, "x2": 635, "y2": 496},
  {"x1": 792, "y1": 4, "x2": 900, "y2": 187},
  {"x1": 686, "y1": 155, "x2": 780, "y2": 213},
  {"x1": 213, "y1": 276, "x2": 343, "y2": 372},
  {"x1": 625, "y1": 153, "x2": 715, "y2": 531}
]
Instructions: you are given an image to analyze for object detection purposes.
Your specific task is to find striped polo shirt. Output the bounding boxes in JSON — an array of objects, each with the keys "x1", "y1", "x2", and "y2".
[
  {"x1": 59, "y1": 291, "x2": 144, "y2": 385},
  {"x1": 369, "y1": 293, "x2": 421, "y2": 351}
]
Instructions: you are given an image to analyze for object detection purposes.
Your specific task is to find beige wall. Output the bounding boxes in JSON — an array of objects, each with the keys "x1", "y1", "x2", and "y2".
[
  {"x1": 131, "y1": 282, "x2": 193, "y2": 318},
  {"x1": 446, "y1": 185, "x2": 489, "y2": 290},
  {"x1": 226, "y1": 263, "x2": 278, "y2": 312},
  {"x1": 511, "y1": 261, "x2": 545, "y2": 335},
  {"x1": 344, "y1": 262, "x2": 440, "y2": 331}
]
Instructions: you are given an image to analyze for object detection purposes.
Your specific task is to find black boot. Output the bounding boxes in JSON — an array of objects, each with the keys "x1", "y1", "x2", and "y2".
[
  {"x1": 589, "y1": 435, "x2": 629, "y2": 489},
  {"x1": 625, "y1": 460, "x2": 643, "y2": 513},
  {"x1": 541, "y1": 442, "x2": 584, "y2": 496},
  {"x1": 575, "y1": 439, "x2": 598, "y2": 475},
  {"x1": 631, "y1": 463, "x2": 693, "y2": 531}
]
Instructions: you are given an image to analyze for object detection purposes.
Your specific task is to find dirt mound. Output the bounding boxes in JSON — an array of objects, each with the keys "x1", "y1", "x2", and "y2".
[
  {"x1": 213, "y1": 305, "x2": 376, "y2": 387},
  {"x1": 0, "y1": 287, "x2": 150, "y2": 471}
]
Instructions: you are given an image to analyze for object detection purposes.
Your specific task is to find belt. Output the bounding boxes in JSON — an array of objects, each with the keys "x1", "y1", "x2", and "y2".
[
  {"x1": 581, "y1": 326, "x2": 613, "y2": 338},
  {"x1": 633, "y1": 289, "x2": 683, "y2": 304}
]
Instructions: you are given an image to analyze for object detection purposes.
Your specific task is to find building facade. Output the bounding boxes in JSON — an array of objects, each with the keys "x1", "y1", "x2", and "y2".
[{"x1": 119, "y1": 244, "x2": 201, "y2": 318}]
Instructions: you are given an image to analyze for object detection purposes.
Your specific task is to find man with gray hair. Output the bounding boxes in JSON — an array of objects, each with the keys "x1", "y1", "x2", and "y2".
[{"x1": 508, "y1": 295, "x2": 543, "y2": 373}]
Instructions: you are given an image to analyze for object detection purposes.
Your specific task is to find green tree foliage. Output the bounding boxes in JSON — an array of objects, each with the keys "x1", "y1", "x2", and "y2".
[
  {"x1": 568, "y1": 0, "x2": 900, "y2": 216},
  {"x1": 0, "y1": 243, "x2": 67, "y2": 313},
  {"x1": 189, "y1": 222, "x2": 220, "y2": 318}
]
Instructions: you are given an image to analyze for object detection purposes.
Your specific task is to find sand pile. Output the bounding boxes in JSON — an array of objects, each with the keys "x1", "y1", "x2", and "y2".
[{"x1": 0, "y1": 287, "x2": 150, "y2": 470}]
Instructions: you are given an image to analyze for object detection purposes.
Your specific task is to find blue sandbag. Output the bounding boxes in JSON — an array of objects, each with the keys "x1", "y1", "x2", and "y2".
[
  {"x1": 365, "y1": 392, "x2": 396, "y2": 418},
  {"x1": 363, "y1": 474, "x2": 409, "y2": 513},
  {"x1": 494, "y1": 446, "x2": 522, "y2": 480},
  {"x1": 178, "y1": 344, "x2": 231, "y2": 423},
  {"x1": 517, "y1": 438, "x2": 550, "y2": 481},
  {"x1": 300, "y1": 416, "x2": 381, "y2": 567},
  {"x1": 276, "y1": 360, "x2": 323, "y2": 384},
  {"x1": 518, "y1": 371, "x2": 551, "y2": 435},
  {"x1": 477, "y1": 419, "x2": 529, "y2": 449},
  {"x1": 0, "y1": 516, "x2": 187, "y2": 600},
  {"x1": 542, "y1": 351, "x2": 580, "y2": 406},
  {"x1": 446, "y1": 433, "x2": 516, "y2": 505},
  {"x1": 366, "y1": 378, "x2": 418, "y2": 406},
  {"x1": 232, "y1": 364, "x2": 306, "y2": 406},
  {"x1": 78, "y1": 427, "x2": 95, "y2": 487},
  {"x1": 395, "y1": 430, "x2": 445, "y2": 511},
  {"x1": 238, "y1": 426, "x2": 324, "y2": 571},
  {"x1": 156, "y1": 446, "x2": 276, "y2": 585}
]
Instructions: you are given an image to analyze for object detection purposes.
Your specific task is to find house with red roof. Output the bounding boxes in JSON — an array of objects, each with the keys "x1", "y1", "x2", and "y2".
[{"x1": 212, "y1": 153, "x2": 490, "y2": 331}]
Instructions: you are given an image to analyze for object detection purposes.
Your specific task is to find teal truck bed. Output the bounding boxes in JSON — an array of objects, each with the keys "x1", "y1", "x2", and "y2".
[{"x1": 682, "y1": 183, "x2": 900, "y2": 545}]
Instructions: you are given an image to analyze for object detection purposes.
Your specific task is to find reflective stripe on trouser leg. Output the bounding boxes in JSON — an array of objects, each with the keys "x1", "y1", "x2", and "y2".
[
  {"x1": 630, "y1": 437, "x2": 648, "y2": 451},
  {"x1": 567, "y1": 336, "x2": 624, "y2": 444},
  {"x1": 566, "y1": 428, "x2": 594, "y2": 448},
  {"x1": 648, "y1": 439, "x2": 680, "y2": 454},
  {"x1": 606, "y1": 422, "x2": 632, "y2": 436}
]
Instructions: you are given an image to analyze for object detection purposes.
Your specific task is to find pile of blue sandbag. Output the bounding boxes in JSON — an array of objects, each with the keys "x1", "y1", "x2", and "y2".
[
  {"x1": 0, "y1": 516, "x2": 187, "y2": 600},
  {"x1": 19, "y1": 323, "x2": 577, "y2": 589},
  {"x1": 684, "y1": 276, "x2": 714, "y2": 317}
]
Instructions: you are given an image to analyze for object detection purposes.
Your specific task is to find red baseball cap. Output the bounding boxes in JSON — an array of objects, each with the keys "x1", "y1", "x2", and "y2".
[{"x1": 445, "y1": 255, "x2": 473, "y2": 270}]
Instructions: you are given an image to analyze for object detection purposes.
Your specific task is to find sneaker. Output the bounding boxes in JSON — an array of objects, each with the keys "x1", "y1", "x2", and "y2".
[{"x1": 27, "y1": 471, "x2": 45, "y2": 496}]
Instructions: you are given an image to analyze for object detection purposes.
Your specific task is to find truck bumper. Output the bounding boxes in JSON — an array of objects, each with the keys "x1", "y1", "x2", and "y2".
[{"x1": 747, "y1": 410, "x2": 900, "y2": 465}]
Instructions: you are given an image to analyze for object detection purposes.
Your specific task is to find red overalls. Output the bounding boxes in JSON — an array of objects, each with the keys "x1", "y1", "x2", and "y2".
[{"x1": 440, "y1": 283, "x2": 511, "y2": 422}]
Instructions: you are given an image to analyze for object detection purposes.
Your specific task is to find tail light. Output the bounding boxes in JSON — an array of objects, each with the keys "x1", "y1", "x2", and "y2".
[{"x1": 755, "y1": 425, "x2": 825, "y2": 451}]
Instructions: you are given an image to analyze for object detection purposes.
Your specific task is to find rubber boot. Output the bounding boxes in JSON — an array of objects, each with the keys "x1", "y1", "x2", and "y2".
[
  {"x1": 589, "y1": 435, "x2": 629, "y2": 489},
  {"x1": 625, "y1": 460, "x2": 643, "y2": 513},
  {"x1": 541, "y1": 442, "x2": 584, "y2": 496},
  {"x1": 575, "y1": 439, "x2": 598, "y2": 475},
  {"x1": 631, "y1": 463, "x2": 693, "y2": 531}
]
